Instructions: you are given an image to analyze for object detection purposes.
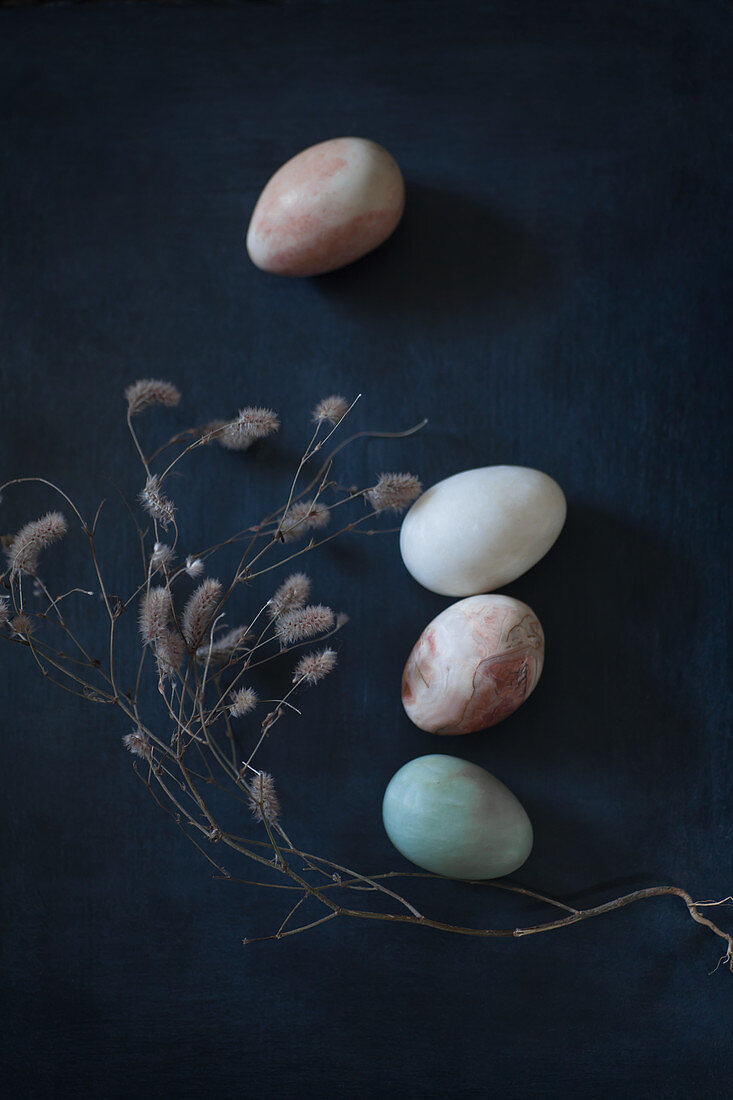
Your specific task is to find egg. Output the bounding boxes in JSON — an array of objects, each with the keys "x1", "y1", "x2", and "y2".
[
  {"x1": 246, "y1": 137, "x2": 405, "y2": 277},
  {"x1": 382, "y1": 754, "x2": 533, "y2": 879},
  {"x1": 402, "y1": 595, "x2": 544, "y2": 734},
  {"x1": 399, "y1": 465, "x2": 567, "y2": 597}
]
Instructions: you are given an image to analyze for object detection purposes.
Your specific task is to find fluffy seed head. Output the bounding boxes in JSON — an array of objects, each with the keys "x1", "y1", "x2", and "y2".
[
  {"x1": 293, "y1": 647, "x2": 338, "y2": 685},
  {"x1": 246, "y1": 771, "x2": 281, "y2": 824},
  {"x1": 10, "y1": 613, "x2": 34, "y2": 638},
  {"x1": 154, "y1": 630, "x2": 186, "y2": 680},
  {"x1": 196, "y1": 625, "x2": 250, "y2": 665},
  {"x1": 185, "y1": 555, "x2": 204, "y2": 578},
  {"x1": 275, "y1": 604, "x2": 334, "y2": 647},
  {"x1": 6, "y1": 511, "x2": 68, "y2": 577},
  {"x1": 139, "y1": 475, "x2": 176, "y2": 528},
  {"x1": 151, "y1": 542, "x2": 175, "y2": 572},
  {"x1": 229, "y1": 687, "x2": 258, "y2": 719},
  {"x1": 125, "y1": 379, "x2": 181, "y2": 416},
  {"x1": 181, "y1": 578, "x2": 222, "y2": 648},
  {"x1": 122, "y1": 728, "x2": 153, "y2": 760},
  {"x1": 280, "y1": 499, "x2": 330, "y2": 542},
  {"x1": 217, "y1": 407, "x2": 280, "y2": 451},
  {"x1": 199, "y1": 419, "x2": 228, "y2": 444},
  {"x1": 0, "y1": 597, "x2": 10, "y2": 627},
  {"x1": 267, "y1": 572, "x2": 311, "y2": 618},
  {"x1": 139, "y1": 586, "x2": 172, "y2": 643},
  {"x1": 312, "y1": 395, "x2": 349, "y2": 425},
  {"x1": 366, "y1": 472, "x2": 422, "y2": 514},
  {"x1": 138, "y1": 473, "x2": 176, "y2": 528}
]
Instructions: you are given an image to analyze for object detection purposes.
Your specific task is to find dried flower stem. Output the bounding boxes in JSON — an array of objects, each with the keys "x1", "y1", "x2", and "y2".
[{"x1": 126, "y1": 410, "x2": 153, "y2": 478}]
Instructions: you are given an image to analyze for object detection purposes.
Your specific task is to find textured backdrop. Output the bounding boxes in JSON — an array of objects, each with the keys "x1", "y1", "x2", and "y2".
[{"x1": 1, "y1": 2, "x2": 732, "y2": 1097}]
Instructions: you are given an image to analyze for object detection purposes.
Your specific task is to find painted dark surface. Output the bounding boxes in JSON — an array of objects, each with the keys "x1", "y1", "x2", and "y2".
[{"x1": 1, "y1": 2, "x2": 731, "y2": 1096}]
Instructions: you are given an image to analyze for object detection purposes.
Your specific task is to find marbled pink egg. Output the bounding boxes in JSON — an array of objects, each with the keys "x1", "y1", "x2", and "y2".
[
  {"x1": 402, "y1": 595, "x2": 545, "y2": 735},
  {"x1": 246, "y1": 137, "x2": 405, "y2": 277}
]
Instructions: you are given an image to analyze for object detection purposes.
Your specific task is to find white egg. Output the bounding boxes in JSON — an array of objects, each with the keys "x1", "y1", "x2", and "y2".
[
  {"x1": 382, "y1": 754, "x2": 533, "y2": 879},
  {"x1": 399, "y1": 465, "x2": 567, "y2": 596},
  {"x1": 246, "y1": 137, "x2": 405, "y2": 277}
]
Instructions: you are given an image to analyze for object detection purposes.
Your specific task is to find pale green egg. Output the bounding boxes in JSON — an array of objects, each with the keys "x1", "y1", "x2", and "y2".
[{"x1": 382, "y1": 754, "x2": 533, "y2": 879}]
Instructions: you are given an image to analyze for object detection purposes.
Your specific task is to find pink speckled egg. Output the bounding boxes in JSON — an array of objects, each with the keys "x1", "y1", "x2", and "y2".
[
  {"x1": 246, "y1": 137, "x2": 405, "y2": 277},
  {"x1": 401, "y1": 595, "x2": 545, "y2": 735}
]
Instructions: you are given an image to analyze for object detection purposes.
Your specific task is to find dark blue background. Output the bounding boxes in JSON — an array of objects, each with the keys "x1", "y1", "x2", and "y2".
[{"x1": 1, "y1": 2, "x2": 731, "y2": 1096}]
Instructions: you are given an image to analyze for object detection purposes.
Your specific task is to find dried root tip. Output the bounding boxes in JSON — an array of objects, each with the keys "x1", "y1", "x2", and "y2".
[
  {"x1": 267, "y1": 572, "x2": 311, "y2": 618},
  {"x1": 139, "y1": 476, "x2": 176, "y2": 529},
  {"x1": 275, "y1": 604, "x2": 334, "y2": 646},
  {"x1": 139, "y1": 586, "x2": 172, "y2": 643},
  {"x1": 185, "y1": 555, "x2": 204, "y2": 578},
  {"x1": 181, "y1": 578, "x2": 223, "y2": 648},
  {"x1": 217, "y1": 407, "x2": 280, "y2": 451},
  {"x1": 151, "y1": 542, "x2": 175, "y2": 572},
  {"x1": 154, "y1": 630, "x2": 186, "y2": 680},
  {"x1": 10, "y1": 613, "x2": 34, "y2": 638},
  {"x1": 125, "y1": 379, "x2": 181, "y2": 416},
  {"x1": 122, "y1": 728, "x2": 154, "y2": 761},
  {"x1": 246, "y1": 771, "x2": 281, "y2": 824},
  {"x1": 312, "y1": 395, "x2": 349, "y2": 426},
  {"x1": 366, "y1": 472, "x2": 422, "y2": 514},
  {"x1": 280, "y1": 499, "x2": 330, "y2": 542},
  {"x1": 293, "y1": 647, "x2": 338, "y2": 685},
  {"x1": 229, "y1": 687, "x2": 258, "y2": 718},
  {"x1": 196, "y1": 625, "x2": 250, "y2": 665},
  {"x1": 0, "y1": 596, "x2": 10, "y2": 627},
  {"x1": 6, "y1": 511, "x2": 68, "y2": 577}
]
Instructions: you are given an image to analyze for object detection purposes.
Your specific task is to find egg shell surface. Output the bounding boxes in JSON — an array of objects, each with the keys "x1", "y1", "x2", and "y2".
[
  {"x1": 382, "y1": 754, "x2": 533, "y2": 879},
  {"x1": 399, "y1": 465, "x2": 567, "y2": 597},
  {"x1": 246, "y1": 137, "x2": 405, "y2": 277},
  {"x1": 401, "y1": 594, "x2": 545, "y2": 734}
]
